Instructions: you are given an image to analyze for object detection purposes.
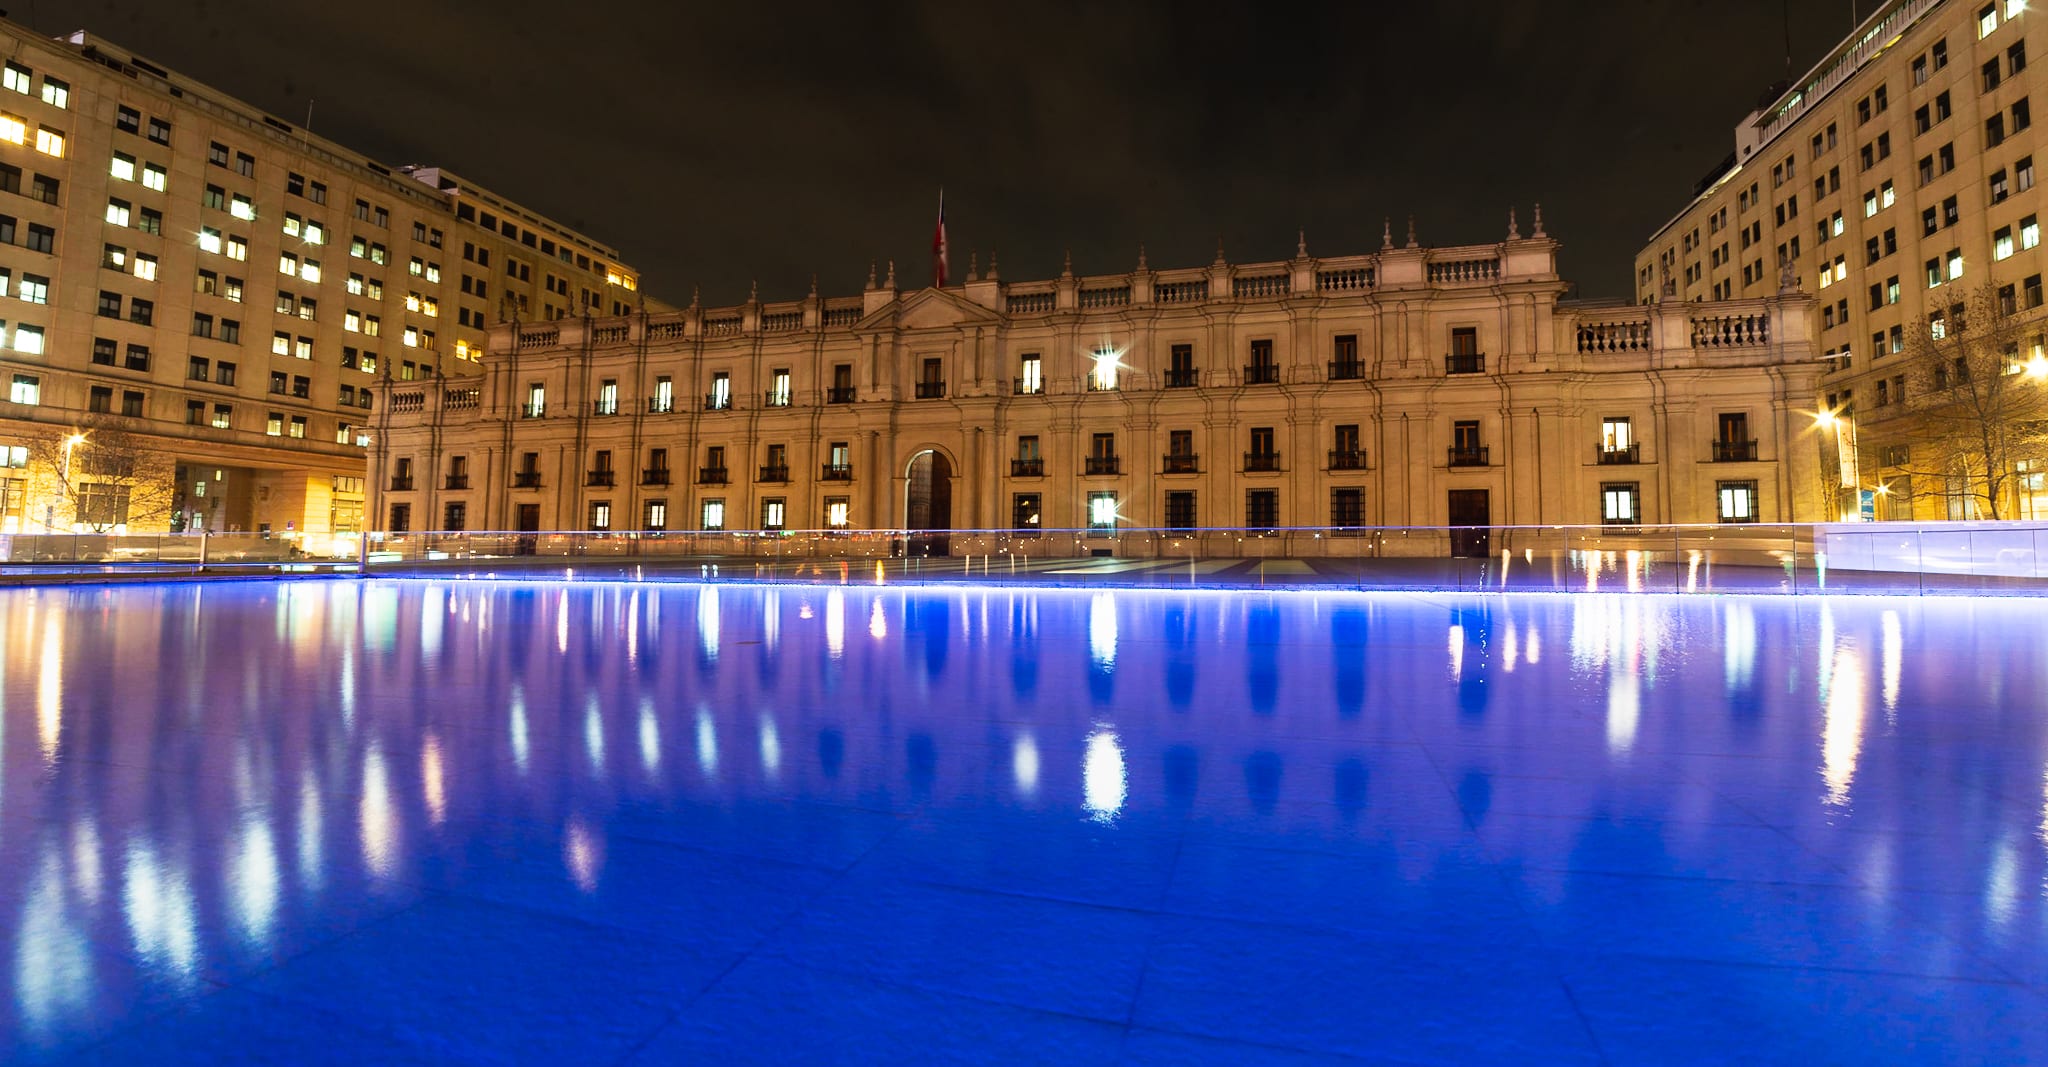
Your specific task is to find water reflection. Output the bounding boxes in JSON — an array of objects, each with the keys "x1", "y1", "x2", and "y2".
[{"x1": 1, "y1": 582, "x2": 2045, "y2": 1058}]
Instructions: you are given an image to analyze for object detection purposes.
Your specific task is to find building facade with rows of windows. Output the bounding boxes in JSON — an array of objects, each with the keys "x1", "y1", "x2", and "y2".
[
  {"x1": 369, "y1": 222, "x2": 1824, "y2": 548},
  {"x1": 0, "y1": 18, "x2": 655, "y2": 539},
  {"x1": 1637, "y1": 0, "x2": 2048, "y2": 519}
]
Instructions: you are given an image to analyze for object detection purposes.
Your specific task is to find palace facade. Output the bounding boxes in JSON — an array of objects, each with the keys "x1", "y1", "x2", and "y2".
[{"x1": 369, "y1": 218, "x2": 1824, "y2": 550}]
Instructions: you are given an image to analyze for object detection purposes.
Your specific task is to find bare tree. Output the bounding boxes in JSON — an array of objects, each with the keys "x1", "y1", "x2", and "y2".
[
  {"x1": 24, "y1": 420, "x2": 179, "y2": 532},
  {"x1": 1894, "y1": 281, "x2": 2048, "y2": 520}
]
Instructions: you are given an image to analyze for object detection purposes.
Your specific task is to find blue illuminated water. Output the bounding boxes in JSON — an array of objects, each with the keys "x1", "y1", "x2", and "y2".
[{"x1": 1, "y1": 580, "x2": 2045, "y2": 1064}]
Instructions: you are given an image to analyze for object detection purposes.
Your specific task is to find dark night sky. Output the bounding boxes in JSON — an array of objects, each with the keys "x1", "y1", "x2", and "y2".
[{"x1": 28, "y1": 1, "x2": 1863, "y2": 304}]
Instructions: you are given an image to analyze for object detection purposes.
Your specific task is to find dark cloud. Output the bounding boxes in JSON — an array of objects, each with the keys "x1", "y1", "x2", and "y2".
[{"x1": 28, "y1": 0, "x2": 1860, "y2": 302}]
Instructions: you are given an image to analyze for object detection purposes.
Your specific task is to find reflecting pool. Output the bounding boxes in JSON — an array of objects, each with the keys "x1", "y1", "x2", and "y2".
[{"x1": 2, "y1": 581, "x2": 2046, "y2": 1064}]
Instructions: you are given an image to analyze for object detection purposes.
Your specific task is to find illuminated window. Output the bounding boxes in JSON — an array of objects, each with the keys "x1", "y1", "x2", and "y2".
[
  {"x1": 38, "y1": 77, "x2": 65, "y2": 109},
  {"x1": 142, "y1": 163, "x2": 166, "y2": 191},
  {"x1": 283, "y1": 213, "x2": 302, "y2": 237},
  {"x1": 1, "y1": 64, "x2": 28, "y2": 95},
  {"x1": 1601, "y1": 483, "x2": 1640, "y2": 524},
  {"x1": 34, "y1": 126, "x2": 63, "y2": 157},
  {"x1": 304, "y1": 221, "x2": 324, "y2": 245},
  {"x1": 425, "y1": 262, "x2": 441, "y2": 283},
  {"x1": 109, "y1": 152, "x2": 136, "y2": 182},
  {"x1": 227, "y1": 236, "x2": 248, "y2": 261},
  {"x1": 347, "y1": 274, "x2": 365, "y2": 296},
  {"x1": 0, "y1": 113, "x2": 24, "y2": 145},
  {"x1": 1717, "y1": 480, "x2": 1759, "y2": 522},
  {"x1": 16, "y1": 273, "x2": 44, "y2": 304},
  {"x1": 9, "y1": 372, "x2": 39, "y2": 402},
  {"x1": 266, "y1": 412, "x2": 284, "y2": 437},
  {"x1": 645, "y1": 501, "x2": 667, "y2": 531},
  {"x1": 403, "y1": 326, "x2": 420, "y2": 348},
  {"x1": 1982, "y1": 3, "x2": 2000, "y2": 37},
  {"x1": 199, "y1": 227, "x2": 223, "y2": 254},
  {"x1": 1949, "y1": 250, "x2": 1965, "y2": 279},
  {"x1": 1087, "y1": 491, "x2": 1118, "y2": 532},
  {"x1": 825, "y1": 497, "x2": 850, "y2": 528},
  {"x1": 12, "y1": 325, "x2": 42, "y2": 354},
  {"x1": 1090, "y1": 347, "x2": 1119, "y2": 390},
  {"x1": 300, "y1": 260, "x2": 321, "y2": 283},
  {"x1": 2025, "y1": 215, "x2": 2041, "y2": 249},
  {"x1": 231, "y1": 194, "x2": 255, "y2": 221},
  {"x1": 133, "y1": 253, "x2": 157, "y2": 281},
  {"x1": 295, "y1": 337, "x2": 312, "y2": 360},
  {"x1": 409, "y1": 256, "x2": 423, "y2": 277},
  {"x1": 701, "y1": 499, "x2": 725, "y2": 530},
  {"x1": 272, "y1": 332, "x2": 291, "y2": 356},
  {"x1": 762, "y1": 499, "x2": 785, "y2": 530},
  {"x1": 1998, "y1": 227, "x2": 2016, "y2": 260}
]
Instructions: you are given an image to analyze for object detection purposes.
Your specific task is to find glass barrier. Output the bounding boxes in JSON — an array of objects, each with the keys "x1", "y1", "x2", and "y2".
[{"x1": 3, "y1": 524, "x2": 2045, "y2": 594}]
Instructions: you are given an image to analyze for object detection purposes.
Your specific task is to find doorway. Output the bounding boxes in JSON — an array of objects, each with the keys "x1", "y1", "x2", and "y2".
[
  {"x1": 515, "y1": 503, "x2": 541, "y2": 554},
  {"x1": 904, "y1": 449, "x2": 953, "y2": 556},
  {"x1": 1448, "y1": 489, "x2": 1490, "y2": 558}
]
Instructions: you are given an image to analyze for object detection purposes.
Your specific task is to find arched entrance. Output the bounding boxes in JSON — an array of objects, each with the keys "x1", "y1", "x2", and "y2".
[{"x1": 903, "y1": 449, "x2": 954, "y2": 557}]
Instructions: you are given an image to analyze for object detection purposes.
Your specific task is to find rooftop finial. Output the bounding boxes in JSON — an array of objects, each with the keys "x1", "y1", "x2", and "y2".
[
  {"x1": 1296, "y1": 227, "x2": 1307, "y2": 257},
  {"x1": 1507, "y1": 206, "x2": 1520, "y2": 240},
  {"x1": 808, "y1": 273, "x2": 818, "y2": 298},
  {"x1": 748, "y1": 279, "x2": 758, "y2": 303},
  {"x1": 1061, "y1": 249, "x2": 1073, "y2": 277},
  {"x1": 1532, "y1": 202, "x2": 1546, "y2": 237},
  {"x1": 1214, "y1": 236, "x2": 1226, "y2": 265},
  {"x1": 987, "y1": 250, "x2": 999, "y2": 281},
  {"x1": 884, "y1": 259, "x2": 896, "y2": 288},
  {"x1": 1381, "y1": 218, "x2": 1393, "y2": 250},
  {"x1": 1137, "y1": 244, "x2": 1148, "y2": 271},
  {"x1": 865, "y1": 261, "x2": 877, "y2": 291},
  {"x1": 689, "y1": 285, "x2": 700, "y2": 309},
  {"x1": 1405, "y1": 216, "x2": 1418, "y2": 249},
  {"x1": 966, "y1": 251, "x2": 979, "y2": 282}
]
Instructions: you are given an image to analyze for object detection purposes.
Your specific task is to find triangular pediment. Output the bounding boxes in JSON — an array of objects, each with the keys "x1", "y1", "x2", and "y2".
[{"x1": 854, "y1": 287, "x2": 1004, "y2": 333}]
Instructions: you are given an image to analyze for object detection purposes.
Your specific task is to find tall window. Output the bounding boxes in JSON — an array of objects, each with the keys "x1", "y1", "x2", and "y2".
[
  {"x1": 1087, "y1": 491, "x2": 1118, "y2": 532},
  {"x1": 1012, "y1": 493, "x2": 1041, "y2": 533},
  {"x1": 1717, "y1": 480, "x2": 1759, "y2": 523},
  {"x1": 1330, "y1": 487, "x2": 1364, "y2": 530},
  {"x1": 1602, "y1": 483, "x2": 1641, "y2": 524},
  {"x1": 769, "y1": 368, "x2": 791, "y2": 406},
  {"x1": 1166, "y1": 491, "x2": 1197, "y2": 531},
  {"x1": 701, "y1": 499, "x2": 725, "y2": 530},
  {"x1": 1167, "y1": 344, "x2": 1195, "y2": 387},
  {"x1": 1246, "y1": 489, "x2": 1279, "y2": 531},
  {"x1": 709, "y1": 371, "x2": 731, "y2": 409},
  {"x1": 1017, "y1": 353, "x2": 1042, "y2": 395}
]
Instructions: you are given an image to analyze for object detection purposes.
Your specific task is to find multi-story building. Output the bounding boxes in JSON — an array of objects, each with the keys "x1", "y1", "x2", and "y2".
[
  {"x1": 1636, "y1": 0, "x2": 2048, "y2": 519},
  {"x1": 370, "y1": 220, "x2": 1823, "y2": 551},
  {"x1": 0, "y1": 18, "x2": 654, "y2": 540}
]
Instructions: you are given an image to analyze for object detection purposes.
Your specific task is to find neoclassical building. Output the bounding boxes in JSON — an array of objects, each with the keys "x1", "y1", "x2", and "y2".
[{"x1": 370, "y1": 217, "x2": 1824, "y2": 551}]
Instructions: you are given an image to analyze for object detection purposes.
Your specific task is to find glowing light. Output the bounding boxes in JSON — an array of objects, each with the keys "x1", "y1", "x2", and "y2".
[
  {"x1": 1091, "y1": 347, "x2": 1121, "y2": 390},
  {"x1": 1821, "y1": 644, "x2": 1867, "y2": 807},
  {"x1": 1606, "y1": 673, "x2": 1639, "y2": 756},
  {"x1": 760, "y1": 715, "x2": 782, "y2": 777},
  {"x1": 1502, "y1": 623, "x2": 1519, "y2": 673},
  {"x1": 695, "y1": 706, "x2": 719, "y2": 777},
  {"x1": 360, "y1": 743, "x2": 398, "y2": 878},
  {"x1": 231, "y1": 815, "x2": 280, "y2": 946},
  {"x1": 699, "y1": 586, "x2": 721, "y2": 660},
  {"x1": 37, "y1": 610, "x2": 62, "y2": 761},
  {"x1": 1013, "y1": 733, "x2": 1041, "y2": 795},
  {"x1": 1082, "y1": 728, "x2": 1127, "y2": 822},
  {"x1": 422, "y1": 732, "x2": 447, "y2": 825},
  {"x1": 564, "y1": 818, "x2": 602, "y2": 894},
  {"x1": 510, "y1": 686, "x2": 531, "y2": 773},
  {"x1": 1881, "y1": 610, "x2": 1902, "y2": 716},
  {"x1": 585, "y1": 694, "x2": 606, "y2": 773},
  {"x1": 1447, "y1": 623, "x2": 1465, "y2": 679},
  {"x1": 123, "y1": 841, "x2": 200, "y2": 981},
  {"x1": 869, "y1": 597, "x2": 888, "y2": 640},
  {"x1": 556, "y1": 590, "x2": 569, "y2": 653},
  {"x1": 1723, "y1": 602, "x2": 1756, "y2": 692},
  {"x1": 764, "y1": 589, "x2": 781, "y2": 650},
  {"x1": 826, "y1": 590, "x2": 846, "y2": 657},
  {"x1": 639, "y1": 696, "x2": 661, "y2": 774},
  {"x1": 1089, "y1": 592, "x2": 1117, "y2": 670}
]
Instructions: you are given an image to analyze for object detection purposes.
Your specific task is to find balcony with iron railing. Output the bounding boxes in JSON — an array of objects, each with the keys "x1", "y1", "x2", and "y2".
[
  {"x1": 1597, "y1": 443, "x2": 1641, "y2": 465},
  {"x1": 1445, "y1": 352, "x2": 1486, "y2": 375},
  {"x1": 763, "y1": 391, "x2": 792, "y2": 408},
  {"x1": 1243, "y1": 363, "x2": 1279, "y2": 385},
  {"x1": 1328, "y1": 361, "x2": 1362, "y2": 381},
  {"x1": 443, "y1": 474, "x2": 469, "y2": 490},
  {"x1": 591, "y1": 399, "x2": 618, "y2": 416},
  {"x1": 647, "y1": 397, "x2": 674, "y2": 414},
  {"x1": 820, "y1": 463, "x2": 854, "y2": 481},
  {"x1": 1010, "y1": 458, "x2": 1044, "y2": 477},
  {"x1": 1448, "y1": 446, "x2": 1490, "y2": 467},
  {"x1": 1164, "y1": 369, "x2": 1199, "y2": 388},
  {"x1": 388, "y1": 476, "x2": 414, "y2": 491},
  {"x1": 704, "y1": 393, "x2": 731, "y2": 411},
  {"x1": 1084, "y1": 456, "x2": 1121, "y2": 476},
  {"x1": 520, "y1": 402, "x2": 544, "y2": 418},
  {"x1": 1327, "y1": 449, "x2": 1368, "y2": 471},
  {"x1": 641, "y1": 468, "x2": 671, "y2": 486},
  {"x1": 915, "y1": 380, "x2": 946, "y2": 399},
  {"x1": 512, "y1": 471, "x2": 542, "y2": 488},
  {"x1": 586, "y1": 470, "x2": 616, "y2": 488},
  {"x1": 1243, "y1": 452, "x2": 1282, "y2": 473},
  {"x1": 1162, "y1": 454, "x2": 1200, "y2": 474},
  {"x1": 1712, "y1": 439, "x2": 1759, "y2": 462},
  {"x1": 698, "y1": 466, "x2": 729, "y2": 485},
  {"x1": 757, "y1": 465, "x2": 790, "y2": 483},
  {"x1": 826, "y1": 386, "x2": 856, "y2": 404},
  {"x1": 1086, "y1": 373, "x2": 1118, "y2": 392},
  {"x1": 1013, "y1": 377, "x2": 1045, "y2": 395}
]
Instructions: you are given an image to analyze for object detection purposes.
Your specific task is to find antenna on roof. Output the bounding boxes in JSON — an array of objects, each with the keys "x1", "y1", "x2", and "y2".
[
  {"x1": 302, "y1": 100, "x2": 314, "y2": 151},
  {"x1": 1782, "y1": 0, "x2": 1794, "y2": 76}
]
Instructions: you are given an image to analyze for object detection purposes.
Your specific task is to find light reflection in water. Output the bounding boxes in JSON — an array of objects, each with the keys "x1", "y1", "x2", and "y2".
[
  {"x1": 868, "y1": 597, "x2": 888, "y2": 640},
  {"x1": 123, "y1": 840, "x2": 199, "y2": 982},
  {"x1": 2, "y1": 582, "x2": 2046, "y2": 1059},
  {"x1": 695, "y1": 706, "x2": 719, "y2": 777},
  {"x1": 1082, "y1": 727, "x2": 1127, "y2": 822},
  {"x1": 1013, "y1": 733, "x2": 1041, "y2": 796},
  {"x1": 360, "y1": 742, "x2": 398, "y2": 878},
  {"x1": 1821, "y1": 643, "x2": 1866, "y2": 808},
  {"x1": 1089, "y1": 592, "x2": 1117, "y2": 670},
  {"x1": 699, "y1": 586, "x2": 721, "y2": 660}
]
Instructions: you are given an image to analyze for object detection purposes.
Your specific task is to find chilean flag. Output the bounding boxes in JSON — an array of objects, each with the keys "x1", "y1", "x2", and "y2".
[{"x1": 931, "y1": 190, "x2": 949, "y2": 288}]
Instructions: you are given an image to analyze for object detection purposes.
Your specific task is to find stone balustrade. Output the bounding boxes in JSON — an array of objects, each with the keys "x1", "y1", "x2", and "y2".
[
  {"x1": 1576, "y1": 316, "x2": 1653, "y2": 353},
  {"x1": 1231, "y1": 273, "x2": 1290, "y2": 298},
  {"x1": 1426, "y1": 257, "x2": 1500, "y2": 284},
  {"x1": 1691, "y1": 312, "x2": 1770, "y2": 348}
]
